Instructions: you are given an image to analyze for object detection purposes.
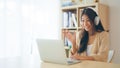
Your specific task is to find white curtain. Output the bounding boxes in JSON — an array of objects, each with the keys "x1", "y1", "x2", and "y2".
[{"x1": 0, "y1": 0, "x2": 60, "y2": 58}]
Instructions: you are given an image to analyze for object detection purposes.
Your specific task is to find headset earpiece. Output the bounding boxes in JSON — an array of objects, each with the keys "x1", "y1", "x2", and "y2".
[{"x1": 94, "y1": 16, "x2": 100, "y2": 25}]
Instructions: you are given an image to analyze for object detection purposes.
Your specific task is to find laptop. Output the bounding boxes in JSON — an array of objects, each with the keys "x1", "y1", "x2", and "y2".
[{"x1": 36, "y1": 39, "x2": 80, "y2": 65}]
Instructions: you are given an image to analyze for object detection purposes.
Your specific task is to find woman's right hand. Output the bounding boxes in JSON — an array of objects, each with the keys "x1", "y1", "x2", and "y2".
[{"x1": 63, "y1": 30, "x2": 76, "y2": 45}]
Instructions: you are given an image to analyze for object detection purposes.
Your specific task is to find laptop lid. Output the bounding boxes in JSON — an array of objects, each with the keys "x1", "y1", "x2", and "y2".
[{"x1": 36, "y1": 39, "x2": 68, "y2": 64}]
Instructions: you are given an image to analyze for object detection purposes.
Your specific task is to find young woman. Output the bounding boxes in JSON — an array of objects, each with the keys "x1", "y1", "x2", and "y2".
[{"x1": 64, "y1": 7, "x2": 109, "y2": 62}]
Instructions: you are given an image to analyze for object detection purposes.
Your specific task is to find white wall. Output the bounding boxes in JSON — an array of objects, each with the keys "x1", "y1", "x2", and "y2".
[
  {"x1": 100, "y1": 0, "x2": 120, "y2": 63},
  {"x1": 31, "y1": 0, "x2": 61, "y2": 59},
  {"x1": 0, "y1": 0, "x2": 61, "y2": 58}
]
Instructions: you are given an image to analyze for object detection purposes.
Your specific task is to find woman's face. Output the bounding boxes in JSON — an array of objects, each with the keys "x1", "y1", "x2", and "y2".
[{"x1": 81, "y1": 14, "x2": 92, "y2": 32}]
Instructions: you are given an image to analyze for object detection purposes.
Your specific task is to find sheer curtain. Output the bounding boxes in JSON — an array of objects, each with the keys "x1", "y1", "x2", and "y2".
[{"x1": 0, "y1": 0, "x2": 60, "y2": 58}]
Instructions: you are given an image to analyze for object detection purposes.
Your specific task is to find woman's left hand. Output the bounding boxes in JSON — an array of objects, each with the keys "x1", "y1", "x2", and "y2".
[{"x1": 71, "y1": 53, "x2": 81, "y2": 60}]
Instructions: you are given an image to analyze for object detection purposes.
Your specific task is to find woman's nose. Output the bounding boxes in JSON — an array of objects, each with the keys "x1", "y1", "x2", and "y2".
[{"x1": 83, "y1": 21, "x2": 87, "y2": 26}]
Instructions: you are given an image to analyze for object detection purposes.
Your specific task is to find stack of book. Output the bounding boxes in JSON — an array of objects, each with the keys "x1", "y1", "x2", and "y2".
[{"x1": 63, "y1": 11, "x2": 77, "y2": 28}]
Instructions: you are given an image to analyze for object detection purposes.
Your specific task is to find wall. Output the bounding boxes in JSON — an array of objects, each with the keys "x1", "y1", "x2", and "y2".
[{"x1": 100, "y1": 0, "x2": 120, "y2": 63}]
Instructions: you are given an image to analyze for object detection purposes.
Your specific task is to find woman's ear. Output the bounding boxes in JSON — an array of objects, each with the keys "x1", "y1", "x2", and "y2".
[{"x1": 94, "y1": 16, "x2": 100, "y2": 25}]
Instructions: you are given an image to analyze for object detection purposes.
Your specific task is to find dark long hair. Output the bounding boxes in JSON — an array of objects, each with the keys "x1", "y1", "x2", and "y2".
[{"x1": 77, "y1": 7, "x2": 104, "y2": 53}]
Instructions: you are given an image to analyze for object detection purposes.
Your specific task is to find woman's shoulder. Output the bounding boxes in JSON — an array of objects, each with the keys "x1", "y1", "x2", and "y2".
[
  {"x1": 97, "y1": 31, "x2": 109, "y2": 39},
  {"x1": 100, "y1": 31, "x2": 109, "y2": 36}
]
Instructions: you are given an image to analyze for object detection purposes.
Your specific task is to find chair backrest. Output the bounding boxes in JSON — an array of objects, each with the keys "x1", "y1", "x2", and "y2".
[{"x1": 107, "y1": 50, "x2": 114, "y2": 63}]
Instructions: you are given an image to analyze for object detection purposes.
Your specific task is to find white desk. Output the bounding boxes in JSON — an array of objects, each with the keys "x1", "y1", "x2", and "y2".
[
  {"x1": 41, "y1": 61, "x2": 120, "y2": 68},
  {"x1": 0, "y1": 56, "x2": 120, "y2": 68}
]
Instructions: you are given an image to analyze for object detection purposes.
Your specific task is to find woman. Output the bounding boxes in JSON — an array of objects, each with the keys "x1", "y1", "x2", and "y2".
[{"x1": 64, "y1": 7, "x2": 109, "y2": 62}]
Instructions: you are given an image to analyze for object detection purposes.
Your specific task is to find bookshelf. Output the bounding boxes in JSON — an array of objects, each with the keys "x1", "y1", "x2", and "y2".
[{"x1": 61, "y1": 2, "x2": 108, "y2": 57}]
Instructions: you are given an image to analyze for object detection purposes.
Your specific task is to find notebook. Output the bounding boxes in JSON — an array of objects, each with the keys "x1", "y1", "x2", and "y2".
[{"x1": 36, "y1": 39, "x2": 80, "y2": 65}]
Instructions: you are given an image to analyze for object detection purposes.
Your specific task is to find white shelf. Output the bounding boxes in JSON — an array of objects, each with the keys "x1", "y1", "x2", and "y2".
[{"x1": 61, "y1": 3, "x2": 98, "y2": 10}]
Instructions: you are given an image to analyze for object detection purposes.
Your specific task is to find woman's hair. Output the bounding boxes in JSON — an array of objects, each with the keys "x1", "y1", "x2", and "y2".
[{"x1": 77, "y1": 7, "x2": 104, "y2": 53}]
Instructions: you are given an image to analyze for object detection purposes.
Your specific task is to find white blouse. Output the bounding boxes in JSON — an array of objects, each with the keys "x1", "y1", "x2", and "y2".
[{"x1": 86, "y1": 45, "x2": 93, "y2": 56}]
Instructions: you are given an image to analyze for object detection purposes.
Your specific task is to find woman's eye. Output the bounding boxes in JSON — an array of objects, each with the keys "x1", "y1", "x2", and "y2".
[
  {"x1": 86, "y1": 19, "x2": 90, "y2": 22},
  {"x1": 81, "y1": 20, "x2": 84, "y2": 22}
]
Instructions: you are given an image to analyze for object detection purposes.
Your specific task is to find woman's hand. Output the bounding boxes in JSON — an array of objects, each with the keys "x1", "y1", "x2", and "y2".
[
  {"x1": 71, "y1": 53, "x2": 80, "y2": 60},
  {"x1": 63, "y1": 30, "x2": 76, "y2": 45},
  {"x1": 71, "y1": 53, "x2": 94, "y2": 60}
]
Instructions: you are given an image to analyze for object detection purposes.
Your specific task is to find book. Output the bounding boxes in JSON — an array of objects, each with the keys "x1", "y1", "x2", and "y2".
[
  {"x1": 72, "y1": 13, "x2": 77, "y2": 27},
  {"x1": 68, "y1": 11, "x2": 73, "y2": 27},
  {"x1": 63, "y1": 12, "x2": 69, "y2": 27}
]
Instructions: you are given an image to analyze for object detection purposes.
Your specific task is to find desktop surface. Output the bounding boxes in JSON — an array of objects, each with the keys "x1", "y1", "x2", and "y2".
[
  {"x1": 0, "y1": 55, "x2": 120, "y2": 68},
  {"x1": 41, "y1": 60, "x2": 120, "y2": 68}
]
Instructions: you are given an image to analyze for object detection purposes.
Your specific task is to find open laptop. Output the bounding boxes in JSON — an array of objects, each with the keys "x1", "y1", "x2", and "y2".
[{"x1": 36, "y1": 39, "x2": 80, "y2": 65}]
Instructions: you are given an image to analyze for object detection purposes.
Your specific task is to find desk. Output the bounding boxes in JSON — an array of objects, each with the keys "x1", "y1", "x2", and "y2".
[
  {"x1": 41, "y1": 61, "x2": 120, "y2": 68},
  {"x1": 0, "y1": 56, "x2": 120, "y2": 68}
]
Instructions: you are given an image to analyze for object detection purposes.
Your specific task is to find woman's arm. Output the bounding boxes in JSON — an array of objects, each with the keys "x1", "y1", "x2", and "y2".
[
  {"x1": 70, "y1": 42, "x2": 77, "y2": 55},
  {"x1": 90, "y1": 31, "x2": 109, "y2": 62},
  {"x1": 64, "y1": 30, "x2": 78, "y2": 55},
  {"x1": 71, "y1": 53, "x2": 94, "y2": 60}
]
